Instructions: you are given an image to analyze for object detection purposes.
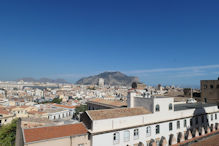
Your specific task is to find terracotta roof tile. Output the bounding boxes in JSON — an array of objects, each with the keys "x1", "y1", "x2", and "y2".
[
  {"x1": 23, "y1": 123, "x2": 88, "y2": 143},
  {"x1": 88, "y1": 98, "x2": 127, "y2": 107},
  {"x1": 191, "y1": 133, "x2": 219, "y2": 146},
  {"x1": 0, "y1": 107, "x2": 10, "y2": 114},
  {"x1": 87, "y1": 107, "x2": 151, "y2": 120},
  {"x1": 53, "y1": 104, "x2": 76, "y2": 109}
]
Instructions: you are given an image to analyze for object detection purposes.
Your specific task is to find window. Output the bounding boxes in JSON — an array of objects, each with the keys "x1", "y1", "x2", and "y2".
[
  {"x1": 146, "y1": 126, "x2": 151, "y2": 137},
  {"x1": 217, "y1": 85, "x2": 219, "y2": 88},
  {"x1": 133, "y1": 129, "x2": 139, "y2": 139},
  {"x1": 211, "y1": 114, "x2": 213, "y2": 121},
  {"x1": 184, "y1": 119, "x2": 187, "y2": 127},
  {"x1": 169, "y1": 122, "x2": 173, "y2": 131},
  {"x1": 113, "y1": 132, "x2": 120, "y2": 144},
  {"x1": 155, "y1": 125, "x2": 160, "y2": 134},
  {"x1": 215, "y1": 114, "x2": 217, "y2": 120},
  {"x1": 210, "y1": 85, "x2": 214, "y2": 89},
  {"x1": 78, "y1": 144, "x2": 84, "y2": 146},
  {"x1": 204, "y1": 84, "x2": 207, "y2": 89},
  {"x1": 177, "y1": 121, "x2": 180, "y2": 129},
  {"x1": 169, "y1": 103, "x2": 173, "y2": 110},
  {"x1": 155, "y1": 104, "x2": 160, "y2": 112},
  {"x1": 123, "y1": 130, "x2": 130, "y2": 142},
  {"x1": 196, "y1": 117, "x2": 198, "y2": 125}
]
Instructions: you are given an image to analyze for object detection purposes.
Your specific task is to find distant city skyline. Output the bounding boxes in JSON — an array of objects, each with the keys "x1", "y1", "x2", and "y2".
[{"x1": 0, "y1": 0, "x2": 219, "y2": 88}]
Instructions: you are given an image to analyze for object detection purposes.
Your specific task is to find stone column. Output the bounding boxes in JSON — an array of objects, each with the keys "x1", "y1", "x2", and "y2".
[
  {"x1": 187, "y1": 130, "x2": 193, "y2": 139},
  {"x1": 195, "y1": 129, "x2": 199, "y2": 137},
  {"x1": 207, "y1": 126, "x2": 211, "y2": 133},
  {"x1": 201, "y1": 127, "x2": 205, "y2": 135}
]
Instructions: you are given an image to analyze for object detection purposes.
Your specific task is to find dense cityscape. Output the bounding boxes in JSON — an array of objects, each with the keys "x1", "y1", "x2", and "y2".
[
  {"x1": 0, "y1": 74, "x2": 219, "y2": 145},
  {"x1": 1, "y1": 0, "x2": 219, "y2": 146}
]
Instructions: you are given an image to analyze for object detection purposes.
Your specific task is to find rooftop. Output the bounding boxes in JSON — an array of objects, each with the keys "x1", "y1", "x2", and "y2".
[
  {"x1": 87, "y1": 98, "x2": 127, "y2": 107},
  {"x1": 86, "y1": 107, "x2": 151, "y2": 120},
  {"x1": 174, "y1": 103, "x2": 217, "y2": 111},
  {"x1": 21, "y1": 117, "x2": 53, "y2": 124},
  {"x1": 23, "y1": 123, "x2": 87, "y2": 143},
  {"x1": 191, "y1": 133, "x2": 219, "y2": 146},
  {"x1": 53, "y1": 104, "x2": 76, "y2": 109},
  {"x1": 42, "y1": 108, "x2": 67, "y2": 113},
  {"x1": 0, "y1": 107, "x2": 10, "y2": 115}
]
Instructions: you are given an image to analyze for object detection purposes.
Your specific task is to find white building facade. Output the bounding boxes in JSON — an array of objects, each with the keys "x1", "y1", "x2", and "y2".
[{"x1": 81, "y1": 92, "x2": 219, "y2": 146}]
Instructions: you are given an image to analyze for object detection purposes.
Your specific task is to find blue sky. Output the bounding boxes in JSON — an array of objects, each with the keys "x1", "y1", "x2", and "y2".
[{"x1": 0, "y1": 0, "x2": 219, "y2": 87}]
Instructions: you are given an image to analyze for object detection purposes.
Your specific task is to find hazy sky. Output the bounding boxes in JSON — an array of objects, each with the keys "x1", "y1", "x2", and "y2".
[{"x1": 0, "y1": 0, "x2": 219, "y2": 87}]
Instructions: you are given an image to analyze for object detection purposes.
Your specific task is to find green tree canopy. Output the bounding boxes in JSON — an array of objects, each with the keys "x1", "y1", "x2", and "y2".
[
  {"x1": 51, "y1": 98, "x2": 62, "y2": 104},
  {"x1": 75, "y1": 104, "x2": 87, "y2": 115},
  {"x1": 0, "y1": 119, "x2": 17, "y2": 146}
]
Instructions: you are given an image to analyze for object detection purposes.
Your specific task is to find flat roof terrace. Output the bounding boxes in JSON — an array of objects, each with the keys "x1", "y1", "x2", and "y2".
[{"x1": 174, "y1": 103, "x2": 217, "y2": 111}]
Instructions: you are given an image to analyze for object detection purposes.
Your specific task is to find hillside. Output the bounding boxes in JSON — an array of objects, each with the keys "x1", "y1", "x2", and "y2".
[{"x1": 76, "y1": 72, "x2": 139, "y2": 86}]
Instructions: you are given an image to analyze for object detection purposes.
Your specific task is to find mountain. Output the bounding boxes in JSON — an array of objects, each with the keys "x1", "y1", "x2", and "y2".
[
  {"x1": 76, "y1": 71, "x2": 139, "y2": 86},
  {"x1": 17, "y1": 77, "x2": 68, "y2": 83}
]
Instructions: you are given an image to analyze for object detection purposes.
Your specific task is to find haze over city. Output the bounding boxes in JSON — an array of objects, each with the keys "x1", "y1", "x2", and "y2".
[{"x1": 1, "y1": 0, "x2": 219, "y2": 87}]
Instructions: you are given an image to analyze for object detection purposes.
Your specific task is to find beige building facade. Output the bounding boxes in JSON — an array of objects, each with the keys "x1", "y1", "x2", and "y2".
[{"x1": 18, "y1": 122, "x2": 90, "y2": 146}]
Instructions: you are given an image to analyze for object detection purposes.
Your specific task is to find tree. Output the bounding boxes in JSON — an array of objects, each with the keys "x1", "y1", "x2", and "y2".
[
  {"x1": 75, "y1": 104, "x2": 87, "y2": 115},
  {"x1": 74, "y1": 104, "x2": 87, "y2": 120},
  {"x1": 0, "y1": 119, "x2": 18, "y2": 146},
  {"x1": 51, "y1": 98, "x2": 62, "y2": 104}
]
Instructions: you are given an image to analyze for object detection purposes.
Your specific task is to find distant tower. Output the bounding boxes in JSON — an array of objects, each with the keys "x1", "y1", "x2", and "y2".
[
  {"x1": 98, "y1": 78, "x2": 104, "y2": 86},
  {"x1": 157, "y1": 84, "x2": 162, "y2": 91}
]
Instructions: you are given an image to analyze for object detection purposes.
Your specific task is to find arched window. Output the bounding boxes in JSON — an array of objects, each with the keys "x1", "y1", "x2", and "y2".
[
  {"x1": 155, "y1": 125, "x2": 160, "y2": 134},
  {"x1": 113, "y1": 132, "x2": 120, "y2": 144},
  {"x1": 169, "y1": 103, "x2": 173, "y2": 110},
  {"x1": 155, "y1": 104, "x2": 160, "y2": 112}
]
